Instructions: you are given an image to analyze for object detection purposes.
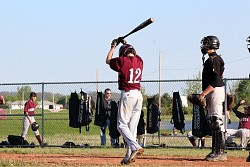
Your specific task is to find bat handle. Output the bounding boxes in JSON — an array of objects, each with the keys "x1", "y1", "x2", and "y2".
[{"x1": 117, "y1": 37, "x2": 127, "y2": 44}]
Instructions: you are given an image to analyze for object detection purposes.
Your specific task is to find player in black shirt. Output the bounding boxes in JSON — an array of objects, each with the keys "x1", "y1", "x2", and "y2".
[{"x1": 199, "y1": 36, "x2": 226, "y2": 161}]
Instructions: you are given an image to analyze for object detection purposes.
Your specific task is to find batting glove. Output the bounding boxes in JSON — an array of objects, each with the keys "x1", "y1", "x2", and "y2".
[
  {"x1": 111, "y1": 39, "x2": 118, "y2": 48},
  {"x1": 117, "y1": 37, "x2": 127, "y2": 45}
]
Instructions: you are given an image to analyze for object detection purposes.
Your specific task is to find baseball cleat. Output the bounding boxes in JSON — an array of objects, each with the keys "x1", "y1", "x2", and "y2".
[
  {"x1": 120, "y1": 158, "x2": 134, "y2": 165},
  {"x1": 206, "y1": 153, "x2": 227, "y2": 161},
  {"x1": 247, "y1": 156, "x2": 250, "y2": 162},
  {"x1": 128, "y1": 148, "x2": 144, "y2": 163},
  {"x1": 246, "y1": 152, "x2": 250, "y2": 162},
  {"x1": 137, "y1": 148, "x2": 144, "y2": 155}
]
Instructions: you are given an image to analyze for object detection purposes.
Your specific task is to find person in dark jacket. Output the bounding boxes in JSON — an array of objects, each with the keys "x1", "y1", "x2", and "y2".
[{"x1": 99, "y1": 88, "x2": 118, "y2": 146}]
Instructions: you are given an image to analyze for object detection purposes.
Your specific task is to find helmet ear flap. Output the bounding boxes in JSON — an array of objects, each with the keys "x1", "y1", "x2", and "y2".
[
  {"x1": 200, "y1": 37, "x2": 209, "y2": 54},
  {"x1": 201, "y1": 47, "x2": 208, "y2": 55}
]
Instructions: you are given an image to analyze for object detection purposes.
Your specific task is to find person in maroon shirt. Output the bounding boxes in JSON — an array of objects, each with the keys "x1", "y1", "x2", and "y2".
[
  {"x1": 106, "y1": 39, "x2": 144, "y2": 165},
  {"x1": 21, "y1": 92, "x2": 43, "y2": 145},
  {"x1": 226, "y1": 100, "x2": 250, "y2": 148}
]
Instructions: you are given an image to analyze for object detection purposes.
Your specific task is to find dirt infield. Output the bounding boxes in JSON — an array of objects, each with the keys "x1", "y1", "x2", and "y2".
[{"x1": 0, "y1": 153, "x2": 249, "y2": 166}]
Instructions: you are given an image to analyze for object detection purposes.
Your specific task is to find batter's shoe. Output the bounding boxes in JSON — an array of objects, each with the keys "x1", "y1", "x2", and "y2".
[
  {"x1": 121, "y1": 158, "x2": 135, "y2": 165},
  {"x1": 137, "y1": 148, "x2": 144, "y2": 155},
  {"x1": 128, "y1": 148, "x2": 144, "y2": 163},
  {"x1": 246, "y1": 152, "x2": 250, "y2": 162}
]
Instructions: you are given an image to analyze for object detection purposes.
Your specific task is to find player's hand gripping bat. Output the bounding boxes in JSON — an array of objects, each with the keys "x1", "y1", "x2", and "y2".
[{"x1": 115, "y1": 17, "x2": 154, "y2": 46}]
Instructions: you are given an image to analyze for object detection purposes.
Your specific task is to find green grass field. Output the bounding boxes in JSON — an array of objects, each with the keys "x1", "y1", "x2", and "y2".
[
  {"x1": 0, "y1": 109, "x2": 177, "y2": 146},
  {"x1": 0, "y1": 108, "x2": 240, "y2": 147}
]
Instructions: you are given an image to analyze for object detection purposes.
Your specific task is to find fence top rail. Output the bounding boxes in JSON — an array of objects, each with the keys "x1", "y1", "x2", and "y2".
[
  {"x1": 0, "y1": 114, "x2": 43, "y2": 116},
  {"x1": 0, "y1": 78, "x2": 249, "y2": 85}
]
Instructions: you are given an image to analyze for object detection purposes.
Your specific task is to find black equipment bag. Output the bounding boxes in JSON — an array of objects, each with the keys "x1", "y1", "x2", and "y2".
[
  {"x1": 192, "y1": 103, "x2": 211, "y2": 137},
  {"x1": 171, "y1": 92, "x2": 185, "y2": 134},
  {"x1": 69, "y1": 91, "x2": 80, "y2": 128},
  {"x1": 78, "y1": 90, "x2": 92, "y2": 132},
  {"x1": 94, "y1": 91, "x2": 106, "y2": 127},
  {"x1": 69, "y1": 90, "x2": 93, "y2": 133},
  {"x1": 137, "y1": 110, "x2": 145, "y2": 135},
  {"x1": 8, "y1": 135, "x2": 29, "y2": 145},
  {"x1": 146, "y1": 96, "x2": 160, "y2": 134},
  {"x1": 109, "y1": 101, "x2": 120, "y2": 139}
]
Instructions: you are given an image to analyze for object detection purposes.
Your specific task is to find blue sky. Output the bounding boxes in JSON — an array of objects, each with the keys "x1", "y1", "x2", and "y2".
[{"x1": 0, "y1": 0, "x2": 249, "y2": 83}]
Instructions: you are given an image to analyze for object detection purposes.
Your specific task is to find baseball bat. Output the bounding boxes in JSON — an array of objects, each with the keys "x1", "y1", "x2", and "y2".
[{"x1": 122, "y1": 17, "x2": 154, "y2": 39}]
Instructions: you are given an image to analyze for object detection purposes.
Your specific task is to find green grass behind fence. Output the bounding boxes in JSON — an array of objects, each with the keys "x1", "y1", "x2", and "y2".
[{"x1": 0, "y1": 108, "x2": 240, "y2": 146}]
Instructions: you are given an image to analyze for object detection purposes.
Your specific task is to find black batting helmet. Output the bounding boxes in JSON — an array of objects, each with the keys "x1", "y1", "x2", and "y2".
[
  {"x1": 200, "y1": 36, "x2": 220, "y2": 54},
  {"x1": 119, "y1": 44, "x2": 136, "y2": 56}
]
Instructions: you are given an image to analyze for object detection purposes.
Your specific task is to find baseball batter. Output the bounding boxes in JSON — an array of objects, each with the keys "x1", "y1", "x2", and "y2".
[
  {"x1": 106, "y1": 39, "x2": 144, "y2": 165},
  {"x1": 199, "y1": 36, "x2": 226, "y2": 161}
]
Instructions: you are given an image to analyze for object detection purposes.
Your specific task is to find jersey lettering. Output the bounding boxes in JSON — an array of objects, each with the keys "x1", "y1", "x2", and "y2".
[{"x1": 128, "y1": 68, "x2": 141, "y2": 83}]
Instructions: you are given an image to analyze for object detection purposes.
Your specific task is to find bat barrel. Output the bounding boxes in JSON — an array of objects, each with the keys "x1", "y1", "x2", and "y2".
[{"x1": 123, "y1": 17, "x2": 154, "y2": 39}]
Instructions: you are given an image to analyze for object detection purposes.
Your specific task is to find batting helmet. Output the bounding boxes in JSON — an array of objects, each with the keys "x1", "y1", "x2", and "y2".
[
  {"x1": 119, "y1": 44, "x2": 136, "y2": 57},
  {"x1": 200, "y1": 36, "x2": 220, "y2": 54}
]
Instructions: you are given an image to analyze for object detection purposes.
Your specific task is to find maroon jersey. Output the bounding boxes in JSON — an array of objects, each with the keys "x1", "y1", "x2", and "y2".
[
  {"x1": 24, "y1": 100, "x2": 36, "y2": 116},
  {"x1": 233, "y1": 103, "x2": 250, "y2": 129},
  {"x1": 110, "y1": 55, "x2": 143, "y2": 92}
]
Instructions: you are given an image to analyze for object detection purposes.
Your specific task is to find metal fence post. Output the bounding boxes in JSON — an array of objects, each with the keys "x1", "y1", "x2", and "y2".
[{"x1": 41, "y1": 82, "x2": 45, "y2": 145}]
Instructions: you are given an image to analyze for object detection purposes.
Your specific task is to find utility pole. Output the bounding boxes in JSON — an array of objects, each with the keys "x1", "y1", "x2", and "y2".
[
  {"x1": 158, "y1": 51, "x2": 163, "y2": 144},
  {"x1": 158, "y1": 51, "x2": 163, "y2": 111},
  {"x1": 96, "y1": 69, "x2": 99, "y2": 92}
]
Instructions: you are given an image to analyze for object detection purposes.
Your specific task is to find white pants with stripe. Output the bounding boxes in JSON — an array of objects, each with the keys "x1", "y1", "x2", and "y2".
[
  {"x1": 21, "y1": 116, "x2": 39, "y2": 137},
  {"x1": 117, "y1": 90, "x2": 143, "y2": 159},
  {"x1": 206, "y1": 86, "x2": 225, "y2": 132}
]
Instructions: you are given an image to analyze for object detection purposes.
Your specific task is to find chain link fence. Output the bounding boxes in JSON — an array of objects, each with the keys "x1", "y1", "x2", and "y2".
[{"x1": 0, "y1": 78, "x2": 249, "y2": 148}]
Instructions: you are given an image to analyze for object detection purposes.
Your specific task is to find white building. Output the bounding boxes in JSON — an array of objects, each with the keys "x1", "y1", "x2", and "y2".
[
  {"x1": 8, "y1": 100, "x2": 63, "y2": 110},
  {"x1": 37, "y1": 101, "x2": 63, "y2": 110}
]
